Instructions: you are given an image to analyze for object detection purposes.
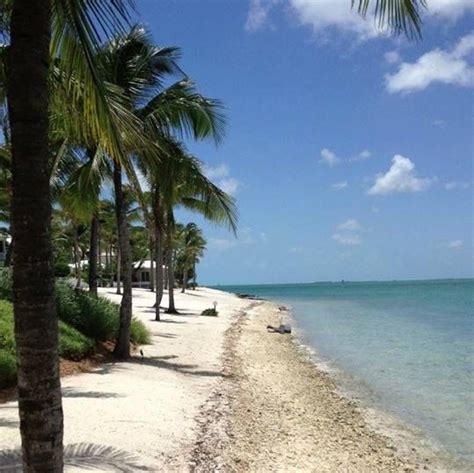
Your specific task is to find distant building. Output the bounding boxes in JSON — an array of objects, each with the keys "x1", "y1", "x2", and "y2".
[{"x1": 133, "y1": 260, "x2": 167, "y2": 288}]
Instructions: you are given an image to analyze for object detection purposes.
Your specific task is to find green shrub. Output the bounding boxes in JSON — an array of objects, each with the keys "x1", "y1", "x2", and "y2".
[
  {"x1": 130, "y1": 318, "x2": 151, "y2": 345},
  {"x1": 0, "y1": 349, "x2": 16, "y2": 388},
  {"x1": 58, "y1": 322, "x2": 94, "y2": 360},
  {"x1": 0, "y1": 269, "x2": 12, "y2": 301},
  {"x1": 0, "y1": 299, "x2": 15, "y2": 354},
  {"x1": 55, "y1": 282, "x2": 82, "y2": 326},
  {"x1": 74, "y1": 291, "x2": 119, "y2": 341},
  {"x1": 201, "y1": 308, "x2": 218, "y2": 317},
  {"x1": 54, "y1": 260, "x2": 71, "y2": 278}
]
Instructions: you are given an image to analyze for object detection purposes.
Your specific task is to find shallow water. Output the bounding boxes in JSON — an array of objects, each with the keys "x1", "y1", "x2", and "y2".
[{"x1": 218, "y1": 279, "x2": 474, "y2": 469}]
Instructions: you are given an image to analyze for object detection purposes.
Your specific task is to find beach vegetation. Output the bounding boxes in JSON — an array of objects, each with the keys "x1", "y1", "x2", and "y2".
[{"x1": 201, "y1": 308, "x2": 218, "y2": 317}]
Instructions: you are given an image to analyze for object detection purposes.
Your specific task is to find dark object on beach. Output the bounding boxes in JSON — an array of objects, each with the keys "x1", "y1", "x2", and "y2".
[
  {"x1": 201, "y1": 308, "x2": 218, "y2": 317},
  {"x1": 267, "y1": 324, "x2": 292, "y2": 334},
  {"x1": 140, "y1": 349, "x2": 144, "y2": 359},
  {"x1": 236, "y1": 293, "x2": 261, "y2": 300},
  {"x1": 278, "y1": 305, "x2": 289, "y2": 311}
]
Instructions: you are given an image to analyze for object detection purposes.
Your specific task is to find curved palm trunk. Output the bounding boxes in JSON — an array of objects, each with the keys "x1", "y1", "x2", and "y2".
[
  {"x1": 113, "y1": 161, "x2": 132, "y2": 359},
  {"x1": 192, "y1": 261, "x2": 197, "y2": 290},
  {"x1": 8, "y1": 0, "x2": 64, "y2": 470},
  {"x1": 88, "y1": 214, "x2": 99, "y2": 296}
]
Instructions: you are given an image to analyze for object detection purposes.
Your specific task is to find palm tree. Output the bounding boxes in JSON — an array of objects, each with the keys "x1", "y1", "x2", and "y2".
[
  {"x1": 176, "y1": 223, "x2": 206, "y2": 293},
  {"x1": 4, "y1": 0, "x2": 133, "y2": 469},
  {"x1": 140, "y1": 142, "x2": 237, "y2": 315}
]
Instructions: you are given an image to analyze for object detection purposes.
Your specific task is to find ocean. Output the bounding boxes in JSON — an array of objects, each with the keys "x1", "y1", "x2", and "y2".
[{"x1": 217, "y1": 279, "x2": 474, "y2": 469}]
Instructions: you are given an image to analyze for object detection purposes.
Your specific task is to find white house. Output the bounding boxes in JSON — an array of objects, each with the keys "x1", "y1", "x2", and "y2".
[{"x1": 133, "y1": 260, "x2": 167, "y2": 288}]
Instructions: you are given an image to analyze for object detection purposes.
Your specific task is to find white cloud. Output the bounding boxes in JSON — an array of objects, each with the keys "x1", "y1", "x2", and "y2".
[
  {"x1": 445, "y1": 181, "x2": 470, "y2": 190},
  {"x1": 348, "y1": 149, "x2": 372, "y2": 162},
  {"x1": 331, "y1": 180, "x2": 348, "y2": 190},
  {"x1": 319, "y1": 148, "x2": 341, "y2": 166},
  {"x1": 219, "y1": 177, "x2": 240, "y2": 195},
  {"x1": 433, "y1": 119, "x2": 446, "y2": 128},
  {"x1": 333, "y1": 218, "x2": 363, "y2": 246},
  {"x1": 245, "y1": 0, "x2": 279, "y2": 32},
  {"x1": 203, "y1": 163, "x2": 230, "y2": 180},
  {"x1": 384, "y1": 50, "x2": 401, "y2": 64},
  {"x1": 209, "y1": 238, "x2": 237, "y2": 251},
  {"x1": 289, "y1": 0, "x2": 380, "y2": 40},
  {"x1": 385, "y1": 32, "x2": 474, "y2": 94},
  {"x1": 426, "y1": 0, "x2": 474, "y2": 20},
  {"x1": 338, "y1": 219, "x2": 362, "y2": 231},
  {"x1": 368, "y1": 155, "x2": 432, "y2": 195},
  {"x1": 204, "y1": 163, "x2": 240, "y2": 196},
  {"x1": 448, "y1": 240, "x2": 463, "y2": 250},
  {"x1": 332, "y1": 233, "x2": 362, "y2": 246},
  {"x1": 246, "y1": 0, "x2": 474, "y2": 40}
]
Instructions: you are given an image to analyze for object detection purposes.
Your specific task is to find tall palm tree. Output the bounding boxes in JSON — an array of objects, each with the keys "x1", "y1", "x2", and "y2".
[{"x1": 4, "y1": 0, "x2": 134, "y2": 469}]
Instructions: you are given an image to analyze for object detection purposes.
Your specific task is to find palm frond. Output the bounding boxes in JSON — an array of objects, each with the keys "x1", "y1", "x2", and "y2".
[{"x1": 353, "y1": 0, "x2": 426, "y2": 39}]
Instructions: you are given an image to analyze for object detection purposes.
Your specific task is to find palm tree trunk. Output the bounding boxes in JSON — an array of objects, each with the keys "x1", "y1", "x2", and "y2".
[
  {"x1": 74, "y1": 225, "x2": 81, "y2": 289},
  {"x1": 166, "y1": 229, "x2": 178, "y2": 314},
  {"x1": 113, "y1": 161, "x2": 132, "y2": 359},
  {"x1": 154, "y1": 220, "x2": 164, "y2": 321},
  {"x1": 181, "y1": 267, "x2": 188, "y2": 293},
  {"x1": 8, "y1": 0, "x2": 64, "y2": 470},
  {"x1": 88, "y1": 214, "x2": 99, "y2": 296},
  {"x1": 149, "y1": 235, "x2": 155, "y2": 292},
  {"x1": 192, "y1": 261, "x2": 197, "y2": 290},
  {"x1": 116, "y1": 247, "x2": 121, "y2": 294}
]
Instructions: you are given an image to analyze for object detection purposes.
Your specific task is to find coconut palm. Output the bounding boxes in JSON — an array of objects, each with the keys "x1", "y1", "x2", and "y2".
[
  {"x1": 176, "y1": 223, "x2": 206, "y2": 293},
  {"x1": 139, "y1": 140, "x2": 237, "y2": 316},
  {"x1": 4, "y1": 0, "x2": 135, "y2": 469}
]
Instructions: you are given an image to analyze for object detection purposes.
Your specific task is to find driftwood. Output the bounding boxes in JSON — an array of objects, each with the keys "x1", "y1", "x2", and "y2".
[{"x1": 266, "y1": 324, "x2": 292, "y2": 334}]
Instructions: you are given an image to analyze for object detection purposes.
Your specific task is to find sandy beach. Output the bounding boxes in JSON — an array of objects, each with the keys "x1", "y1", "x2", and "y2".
[{"x1": 0, "y1": 287, "x2": 445, "y2": 471}]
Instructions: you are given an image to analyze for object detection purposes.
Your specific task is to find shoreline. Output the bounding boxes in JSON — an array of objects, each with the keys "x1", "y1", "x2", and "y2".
[
  {"x1": 194, "y1": 295, "x2": 451, "y2": 472},
  {"x1": 0, "y1": 287, "x2": 464, "y2": 471}
]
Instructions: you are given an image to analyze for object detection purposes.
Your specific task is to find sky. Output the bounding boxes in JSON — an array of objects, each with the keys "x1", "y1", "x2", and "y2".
[{"x1": 134, "y1": 0, "x2": 473, "y2": 285}]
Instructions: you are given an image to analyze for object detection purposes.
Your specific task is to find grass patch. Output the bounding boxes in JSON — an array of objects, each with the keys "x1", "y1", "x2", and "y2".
[
  {"x1": 131, "y1": 318, "x2": 151, "y2": 345},
  {"x1": 58, "y1": 322, "x2": 94, "y2": 360}
]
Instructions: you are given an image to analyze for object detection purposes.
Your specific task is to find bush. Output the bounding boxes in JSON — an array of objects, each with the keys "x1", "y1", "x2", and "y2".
[
  {"x1": 201, "y1": 308, "x2": 218, "y2": 317},
  {"x1": 54, "y1": 260, "x2": 71, "y2": 278},
  {"x1": 0, "y1": 269, "x2": 12, "y2": 301},
  {"x1": 0, "y1": 299, "x2": 15, "y2": 354},
  {"x1": 0, "y1": 350, "x2": 16, "y2": 388},
  {"x1": 75, "y1": 291, "x2": 119, "y2": 341},
  {"x1": 130, "y1": 318, "x2": 151, "y2": 345},
  {"x1": 58, "y1": 322, "x2": 94, "y2": 360}
]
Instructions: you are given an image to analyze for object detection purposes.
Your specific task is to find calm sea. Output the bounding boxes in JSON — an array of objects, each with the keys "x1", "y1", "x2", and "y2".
[{"x1": 217, "y1": 279, "x2": 474, "y2": 469}]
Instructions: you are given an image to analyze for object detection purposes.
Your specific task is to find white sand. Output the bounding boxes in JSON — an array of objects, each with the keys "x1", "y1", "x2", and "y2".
[{"x1": 0, "y1": 287, "x2": 247, "y2": 471}]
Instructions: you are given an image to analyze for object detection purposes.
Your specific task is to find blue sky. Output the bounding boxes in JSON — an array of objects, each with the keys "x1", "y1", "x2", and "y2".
[{"x1": 135, "y1": 0, "x2": 473, "y2": 285}]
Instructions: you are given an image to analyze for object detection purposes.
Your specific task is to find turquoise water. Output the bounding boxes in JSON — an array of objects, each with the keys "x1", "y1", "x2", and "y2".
[{"x1": 218, "y1": 279, "x2": 474, "y2": 468}]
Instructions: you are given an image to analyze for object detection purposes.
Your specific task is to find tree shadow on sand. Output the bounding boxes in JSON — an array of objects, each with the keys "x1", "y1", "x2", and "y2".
[
  {"x1": 129, "y1": 356, "x2": 230, "y2": 379},
  {"x1": 0, "y1": 443, "x2": 152, "y2": 472}
]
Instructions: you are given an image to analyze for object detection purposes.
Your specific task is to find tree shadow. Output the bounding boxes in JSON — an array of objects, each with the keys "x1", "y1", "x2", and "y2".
[
  {"x1": 151, "y1": 332, "x2": 177, "y2": 339},
  {"x1": 129, "y1": 356, "x2": 230, "y2": 379},
  {"x1": 0, "y1": 418, "x2": 19, "y2": 429},
  {"x1": 0, "y1": 443, "x2": 152, "y2": 471},
  {"x1": 62, "y1": 387, "x2": 124, "y2": 399}
]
